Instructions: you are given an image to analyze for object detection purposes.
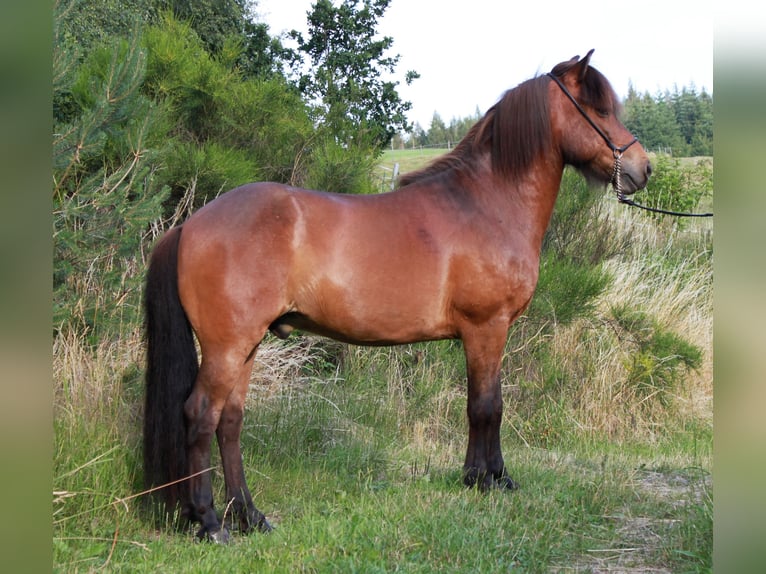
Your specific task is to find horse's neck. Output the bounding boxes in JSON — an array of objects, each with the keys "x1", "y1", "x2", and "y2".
[{"x1": 476, "y1": 152, "x2": 565, "y2": 246}]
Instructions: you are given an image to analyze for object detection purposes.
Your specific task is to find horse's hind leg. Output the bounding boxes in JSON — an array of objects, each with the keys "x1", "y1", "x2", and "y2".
[
  {"x1": 216, "y1": 355, "x2": 271, "y2": 534},
  {"x1": 183, "y1": 349, "x2": 253, "y2": 542}
]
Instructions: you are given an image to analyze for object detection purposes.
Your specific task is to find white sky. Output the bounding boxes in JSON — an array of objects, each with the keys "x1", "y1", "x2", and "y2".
[{"x1": 255, "y1": 0, "x2": 713, "y2": 128}]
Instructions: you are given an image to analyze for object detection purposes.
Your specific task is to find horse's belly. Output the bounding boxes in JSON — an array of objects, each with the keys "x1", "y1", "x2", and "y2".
[
  {"x1": 278, "y1": 273, "x2": 454, "y2": 345},
  {"x1": 270, "y1": 309, "x2": 454, "y2": 346}
]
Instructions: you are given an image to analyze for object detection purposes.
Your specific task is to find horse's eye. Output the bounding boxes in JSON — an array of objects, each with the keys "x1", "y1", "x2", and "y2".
[{"x1": 596, "y1": 109, "x2": 610, "y2": 118}]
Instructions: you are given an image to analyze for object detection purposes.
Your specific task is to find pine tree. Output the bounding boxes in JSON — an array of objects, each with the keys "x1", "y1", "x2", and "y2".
[{"x1": 54, "y1": 24, "x2": 168, "y2": 337}]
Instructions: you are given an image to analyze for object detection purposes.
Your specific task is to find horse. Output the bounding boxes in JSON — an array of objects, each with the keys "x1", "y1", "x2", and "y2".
[{"x1": 143, "y1": 49, "x2": 652, "y2": 542}]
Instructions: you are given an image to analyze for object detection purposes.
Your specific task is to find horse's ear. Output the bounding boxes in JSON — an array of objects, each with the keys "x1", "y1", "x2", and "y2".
[{"x1": 573, "y1": 49, "x2": 595, "y2": 82}]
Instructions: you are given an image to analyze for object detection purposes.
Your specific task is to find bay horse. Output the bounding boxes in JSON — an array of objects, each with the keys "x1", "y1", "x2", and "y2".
[{"x1": 143, "y1": 50, "x2": 652, "y2": 542}]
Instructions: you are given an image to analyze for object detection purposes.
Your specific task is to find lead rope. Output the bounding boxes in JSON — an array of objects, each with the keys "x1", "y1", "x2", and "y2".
[
  {"x1": 610, "y1": 123, "x2": 712, "y2": 216},
  {"x1": 613, "y1": 152, "x2": 713, "y2": 217}
]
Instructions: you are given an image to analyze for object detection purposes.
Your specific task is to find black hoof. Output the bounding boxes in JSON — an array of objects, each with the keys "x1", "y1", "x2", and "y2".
[
  {"x1": 256, "y1": 516, "x2": 273, "y2": 533},
  {"x1": 227, "y1": 511, "x2": 273, "y2": 535},
  {"x1": 196, "y1": 526, "x2": 231, "y2": 544},
  {"x1": 464, "y1": 468, "x2": 519, "y2": 491},
  {"x1": 492, "y1": 474, "x2": 519, "y2": 491}
]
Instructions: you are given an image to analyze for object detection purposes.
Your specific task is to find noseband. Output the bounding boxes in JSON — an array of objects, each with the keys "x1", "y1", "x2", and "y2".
[{"x1": 547, "y1": 73, "x2": 712, "y2": 217}]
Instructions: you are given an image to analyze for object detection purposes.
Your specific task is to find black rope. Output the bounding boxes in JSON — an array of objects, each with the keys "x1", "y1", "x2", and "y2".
[{"x1": 617, "y1": 196, "x2": 713, "y2": 218}]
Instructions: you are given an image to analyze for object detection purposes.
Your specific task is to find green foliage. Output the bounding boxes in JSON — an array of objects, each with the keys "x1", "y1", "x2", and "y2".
[
  {"x1": 289, "y1": 0, "x2": 419, "y2": 148},
  {"x1": 141, "y1": 13, "x2": 317, "y2": 204},
  {"x1": 209, "y1": 77, "x2": 315, "y2": 183},
  {"x1": 162, "y1": 140, "x2": 259, "y2": 200},
  {"x1": 529, "y1": 253, "x2": 611, "y2": 327},
  {"x1": 53, "y1": 30, "x2": 169, "y2": 338},
  {"x1": 54, "y1": 34, "x2": 159, "y2": 180},
  {"x1": 608, "y1": 304, "x2": 702, "y2": 409},
  {"x1": 527, "y1": 170, "x2": 618, "y2": 328},
  {"x1": 142, "y1": 13, "x2": 235, "y2": 141},
  {"x1": 640, "y1": 155, "x2": 713, "y2": 224},
  {"x1": 55, "y1": 0, "x2": 159, "y2": 55},
  {"x1": 303, "y1": 138, "x2": 381, "y2": 194},
  {"x1": 543, "y1": 168, "x2": 629, "y2": 264},
  {"x1": 155, "y1": 0, "x2": 248, "y2": 55}
]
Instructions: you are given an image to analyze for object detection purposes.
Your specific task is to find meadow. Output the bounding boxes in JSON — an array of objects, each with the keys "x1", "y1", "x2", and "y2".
[{"x1": 53, "y1": 150, "x2": 712, "y2": 572}]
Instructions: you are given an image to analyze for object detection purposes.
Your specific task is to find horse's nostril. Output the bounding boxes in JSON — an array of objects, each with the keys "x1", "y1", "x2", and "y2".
[{"x1": 646, "y1": 161, "x2": 653, "y2": 178}]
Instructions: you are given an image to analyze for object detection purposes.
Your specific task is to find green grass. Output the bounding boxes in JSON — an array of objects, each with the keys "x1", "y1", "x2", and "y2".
[
  {"x1": 53, "y1": 336, "x2": 711, "y2": 573},
  {"x1": 53, "y1": 409, "x2": 711, "y2": 572},
  {"x1": 381, "y1": 147, "x2": 447, "y2": 178}
]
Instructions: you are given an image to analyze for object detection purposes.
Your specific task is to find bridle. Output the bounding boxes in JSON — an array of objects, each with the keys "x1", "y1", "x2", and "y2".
[{"x1": 547, "y1": 73, "x2": 713, "y2": 218}]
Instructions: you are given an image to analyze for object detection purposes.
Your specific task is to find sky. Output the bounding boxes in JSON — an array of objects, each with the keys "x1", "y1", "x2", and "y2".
[{"x1": 254, "y1": 0, "x2": 713, "y2": 128}]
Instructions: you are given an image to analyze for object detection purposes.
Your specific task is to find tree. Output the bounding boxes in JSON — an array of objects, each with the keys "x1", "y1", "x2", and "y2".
[
  {"x1": 623, "y1": 86, "x2": 685, "y2": 154},
  {"x1": 623, "y1": 83, "x2": 713, "y2": 156},
  {"x1": 155, "y1": 0, "x2": 247, "y2": 54},
  {"x1": 55, "y1": 0, "x2": 159, "y2": 54},
  {"x1": 289, "y1": 0, "x2": 419, "y2": 148},
  {"x1": 54, "y1": 27, "x2": 169, "y2": 337},
  {"x1": 428, "y1": 112, "x2": 447, "y2": 146},
  {"x1": 670, "y1": 85, "x2": 713, "y2": 156}
]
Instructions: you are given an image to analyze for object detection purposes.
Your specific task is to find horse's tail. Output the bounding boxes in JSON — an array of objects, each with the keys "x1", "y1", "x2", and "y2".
[{"x1": 143, "y1": 225, "x2": 198, "y2": 518}]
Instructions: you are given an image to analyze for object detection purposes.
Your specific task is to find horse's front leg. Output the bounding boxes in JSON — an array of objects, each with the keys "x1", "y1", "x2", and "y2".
[
  {"x1": 461, "y1": 324, "x2": 518, "y2": 491},
  {"x1": 216, "y1": 369, "x2": 272, "y2": 534}
]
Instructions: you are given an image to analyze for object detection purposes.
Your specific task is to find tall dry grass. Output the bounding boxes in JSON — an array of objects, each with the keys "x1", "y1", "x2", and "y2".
[{"x1": 539, "y1": 204, "x2": 712, "y2": 439}]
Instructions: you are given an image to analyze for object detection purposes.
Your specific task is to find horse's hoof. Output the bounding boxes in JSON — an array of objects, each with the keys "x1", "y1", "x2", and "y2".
[
  {"x1": 237, "y1": 511, "x2": 273, "y2": 534},
  {"x1": 494, "y1": 474, "x2": 519, "y2": 491},
  {"x1": 464, "y1": 468, "x2": 519, "y2": 492},
  {"x1": 197, "y1": 526, "x2": 231, "y2": 544},
  {"x1": 257, "y1": 517, "x2": 273, "y2": 533}
]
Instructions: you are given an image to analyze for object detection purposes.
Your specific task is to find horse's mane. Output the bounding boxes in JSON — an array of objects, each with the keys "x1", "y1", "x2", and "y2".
[{"x1": 399, "y1": 58, "x2": 618, "y2": 187}]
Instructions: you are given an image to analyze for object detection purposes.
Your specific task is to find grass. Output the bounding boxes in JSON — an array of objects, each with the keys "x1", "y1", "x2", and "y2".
[
  {"x1": 53, "y1": 149, "x2": 712, "y2": 572},
  {"x1": 53, "y1": 350, "x2": 711, "y2": 572}
]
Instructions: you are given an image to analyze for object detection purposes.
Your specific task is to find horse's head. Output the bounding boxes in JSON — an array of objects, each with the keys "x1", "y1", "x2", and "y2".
[{"x1": 548, "y1": 50, "x2": 652, "y2": 195}]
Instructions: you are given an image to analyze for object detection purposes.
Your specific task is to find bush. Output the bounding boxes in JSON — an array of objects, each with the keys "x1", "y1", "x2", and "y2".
[
  {"x1": 303, "y1": 138, "x2": 380, "y2": 194},
  {"x1": 640, "y1": 155, "x2": 713, "y2": 225},
  {"x1": 608, "y1": 303, "x2": 702, "y2": 409},
  {"x1": 525, "y1": 169, "x2": 618, "y2": 329},
  {"x1": 544, "y1": 168, "x2": 629, "y2": 264},
  {"x1": 528, "y1": 253, "x2": 611, "y2": 327}
]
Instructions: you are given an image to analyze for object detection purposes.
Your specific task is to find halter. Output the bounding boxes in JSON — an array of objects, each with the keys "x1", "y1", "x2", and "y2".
[
  {"x1": 547, "y1": 73, "x2": 712, "y2": 218},
  {"x1": 546, "y1": 72, "x2": 637, "y2": 197}
]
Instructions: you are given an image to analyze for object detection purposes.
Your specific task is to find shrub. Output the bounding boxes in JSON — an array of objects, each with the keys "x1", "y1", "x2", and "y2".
[
  {"x1": 303, "y1": 138, "x2": 380, "y2": 194},
  {"x1": 528, "y1": 253, "x2": 612, "y2": 327},
  {"x1": 608, "y1": 303, "x2": 702, "y2": 409},
  {"x1": 640, "y1": 155, "x2": 713, "y2": 225}
]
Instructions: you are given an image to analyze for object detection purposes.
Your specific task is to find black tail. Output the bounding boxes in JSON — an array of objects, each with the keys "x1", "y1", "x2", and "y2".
[{"x1": 143, "y1": 225, "x2": 198, "y2": 517}]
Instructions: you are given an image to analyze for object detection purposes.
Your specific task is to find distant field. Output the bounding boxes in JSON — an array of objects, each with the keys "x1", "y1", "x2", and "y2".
[
  {"x1": 384, "y1": 148, "x2": 713, "y2": 179},
  {"x1": 381, "y1": 147, "x2": 447, "y2": 176}
]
